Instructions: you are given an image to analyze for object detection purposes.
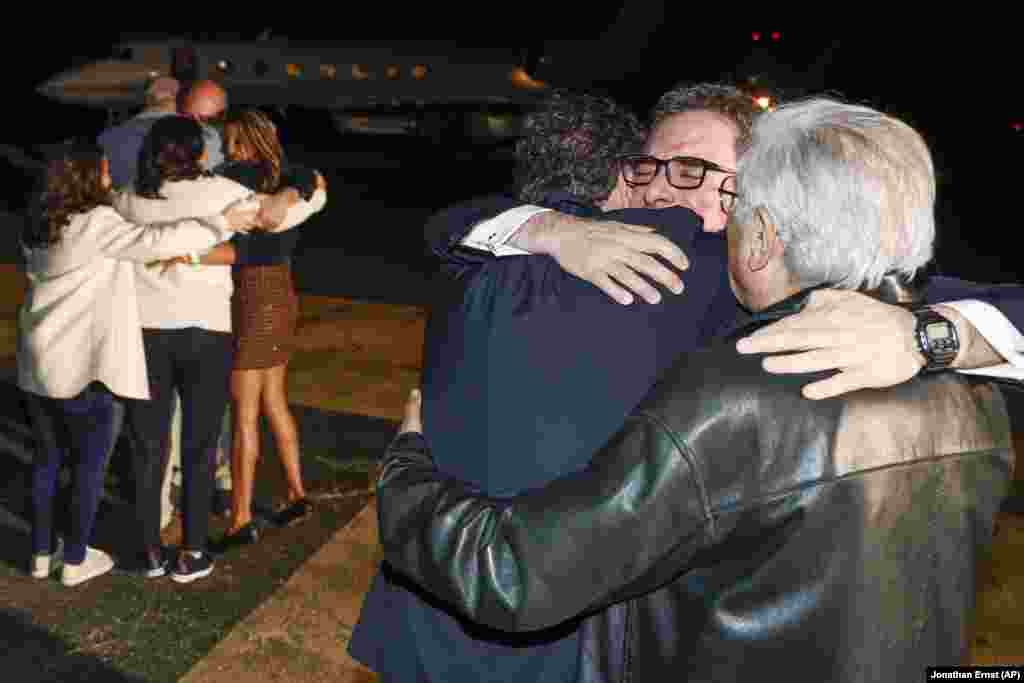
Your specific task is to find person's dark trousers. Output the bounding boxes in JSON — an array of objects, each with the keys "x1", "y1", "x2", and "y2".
[
  {"x1": 129, "y1": 327, "x2": 232, "y2": 553},
  {"x1": 26, "y1": 382, "x2": 124, "y2": 565}
]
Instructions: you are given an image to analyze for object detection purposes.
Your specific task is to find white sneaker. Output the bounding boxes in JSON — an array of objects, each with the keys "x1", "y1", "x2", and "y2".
[
  {"x1": 60, "y1": 547, "x2": 114, "y2": 587},
  {"x1": 31, "y1": 538, "x2": 64, "y2": 579}
]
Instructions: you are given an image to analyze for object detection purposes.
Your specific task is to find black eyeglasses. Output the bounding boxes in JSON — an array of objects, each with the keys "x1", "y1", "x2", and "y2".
[
  {"x1": 718, "y1": 174, "x2": 738, "y2": 213},
  {"x1": 619, "y1": 154, "x2": 738, "y2": 213}
]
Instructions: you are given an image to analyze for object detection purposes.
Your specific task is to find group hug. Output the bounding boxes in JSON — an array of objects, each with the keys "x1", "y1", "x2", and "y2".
[
  {"x1": 20, "y1": 76, "x2": 326, "y2": 587},
  {"x1": 353, "y1": 84, "x2": 1021, "y2": 682},
  {"x1": 14, "y1": 64, "x2": 1022, "y2": 680}
]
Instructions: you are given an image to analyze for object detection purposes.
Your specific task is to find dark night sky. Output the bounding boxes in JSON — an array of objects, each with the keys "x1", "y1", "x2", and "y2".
[{"x1": 2, "y1": 22, "x2": 1020, "y2": 278}]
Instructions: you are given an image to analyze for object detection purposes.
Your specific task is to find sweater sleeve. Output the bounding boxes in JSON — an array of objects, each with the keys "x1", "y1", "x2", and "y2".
[
  {"x1": 76, "y1": 206, "x2": 234, "y2": 263},
  {"x1": 266, "y1": 188, "x2": 327, "y2": 234},
  {"x1": 280, "y1": 164, "x2": 318, "y2": 201}
]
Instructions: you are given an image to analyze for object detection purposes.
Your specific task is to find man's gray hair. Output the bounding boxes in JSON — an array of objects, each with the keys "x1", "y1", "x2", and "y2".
[
  {"x1": 733, "y1": 98, "x2": 936, "y2": 290},
  {"x1": 650, "y1": 82, "x2": 761, "y2": 156}
]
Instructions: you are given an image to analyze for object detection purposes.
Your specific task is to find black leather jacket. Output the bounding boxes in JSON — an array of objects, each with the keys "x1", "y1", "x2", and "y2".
[{"x1": 377, "y1": 290, "x2": 1013, "y2": 682}]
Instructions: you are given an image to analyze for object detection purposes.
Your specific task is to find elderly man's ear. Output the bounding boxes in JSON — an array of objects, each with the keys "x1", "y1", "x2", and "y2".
[{"x1": 747, "y1": 206, "x2": 778, "y2": 273}]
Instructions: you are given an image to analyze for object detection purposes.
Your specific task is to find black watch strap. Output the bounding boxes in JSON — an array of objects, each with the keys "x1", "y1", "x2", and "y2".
[{"x1": 912, "y1": 307, "x2": 959, "y2": 373}]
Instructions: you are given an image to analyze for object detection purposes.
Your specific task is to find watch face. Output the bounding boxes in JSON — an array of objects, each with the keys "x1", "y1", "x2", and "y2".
[{"x1": 925, "y1": 321, "x2": 951, "y2": 342}]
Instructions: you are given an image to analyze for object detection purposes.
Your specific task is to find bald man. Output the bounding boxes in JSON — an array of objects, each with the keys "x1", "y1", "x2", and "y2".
[
  {"x1": 179, "y1": 79, "x2": 227, "y2": 169},
  {"x1": 179, "y1": 79, "x2": 306, "y2": 228}
]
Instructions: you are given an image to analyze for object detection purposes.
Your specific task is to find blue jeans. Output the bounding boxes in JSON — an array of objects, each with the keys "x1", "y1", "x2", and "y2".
[{"x1": 25, "y1": 382, "x2": 123, "y2": 565}]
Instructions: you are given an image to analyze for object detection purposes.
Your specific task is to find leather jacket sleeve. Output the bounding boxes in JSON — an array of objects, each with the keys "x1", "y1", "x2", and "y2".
[{"x1": 376, "y1": 413, "x2": 713, "y2": 633}]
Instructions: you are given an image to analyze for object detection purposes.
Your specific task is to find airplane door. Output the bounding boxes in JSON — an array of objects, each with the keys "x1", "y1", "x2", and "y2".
[{"x1": 172, "y1": 46, "x2": 198, "y2": 84}]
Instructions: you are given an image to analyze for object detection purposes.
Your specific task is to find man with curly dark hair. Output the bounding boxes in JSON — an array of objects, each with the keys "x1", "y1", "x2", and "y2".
[
  {"x1": 514, "y1": 89, "x2": 646, "y2": 206},
  {"x1": 350, "y1": 90, "x2": 733, "y2": 683}
]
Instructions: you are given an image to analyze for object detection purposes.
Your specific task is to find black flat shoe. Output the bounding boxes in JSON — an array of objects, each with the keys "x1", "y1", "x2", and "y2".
[
  {"x1": 274, "y1": 498, "x2": 313, "y2": 527},
  {"x1": 215, "y1": 523, "x2": 260, "y2": 554},
  {"x1": 115, "y1": 545, "x2": 169, "y2": 578}
]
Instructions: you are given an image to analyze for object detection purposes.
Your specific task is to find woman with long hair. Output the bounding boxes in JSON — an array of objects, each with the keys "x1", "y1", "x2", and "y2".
[
  {"x1": 18, "y1": 137, "x2": 253, "y2": 587},
  {"x1": 115, "y1": 114, "x2": 292, "y2": 583},
  {"x1": 158, "y1": 109, "x2": 327, "y2": 550}
]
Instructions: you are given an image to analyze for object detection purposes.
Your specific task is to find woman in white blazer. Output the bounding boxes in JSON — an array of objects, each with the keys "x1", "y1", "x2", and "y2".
[
  {"x1": 18, "y1": 138, "x2": 255, "y2": 587},
  {"x1": 115, "y1": 115, "x2": 321, "y2": 584}
]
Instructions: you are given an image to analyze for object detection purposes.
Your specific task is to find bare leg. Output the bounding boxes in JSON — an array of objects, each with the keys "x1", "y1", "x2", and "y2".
[
  {"x1": 227, "y1": 369, "x2": 265, "y2": 533},
  {"x1": 160, "y1": 391, "x2": 182, "y2": 529},
  {"x1": 262, "y1": 363, "x2": 306, "y2": 503}
]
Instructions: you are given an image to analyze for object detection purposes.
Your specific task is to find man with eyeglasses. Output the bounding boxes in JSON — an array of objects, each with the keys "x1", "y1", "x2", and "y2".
[
  {"x1": 618, "y1": 155, "x2": 738, "y2": 214},
  {"x1": 437, "y1": 82, "x2": 1024, "y2": 395}
]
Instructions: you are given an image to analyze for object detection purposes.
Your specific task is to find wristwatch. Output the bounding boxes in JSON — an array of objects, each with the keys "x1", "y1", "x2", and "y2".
[{"x1": 911, "y1": 307, "x2": 959, "y2": 373}]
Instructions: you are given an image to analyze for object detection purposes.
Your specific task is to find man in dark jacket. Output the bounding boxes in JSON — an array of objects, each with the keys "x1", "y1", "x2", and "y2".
[
  {"x1": 350, "y1": 90, "x2": 735, "y2": 682},
  {"x1": 376, "y1": 98, "x2": 1014, "y2": 681}
]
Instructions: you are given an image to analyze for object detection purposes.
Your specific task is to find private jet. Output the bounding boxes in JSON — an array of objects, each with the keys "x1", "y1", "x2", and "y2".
[
  {"x1": 36, "y1": 37, "x2": 557, "y2": 142},
  {"x1": 32, "y1": 1, "x2": 669, "y2": 141}
]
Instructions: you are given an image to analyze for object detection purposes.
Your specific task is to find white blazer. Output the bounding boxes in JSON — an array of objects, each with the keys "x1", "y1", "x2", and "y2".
[{"x1": 17, "y1": 205, "x2": 235, "y2": 400}]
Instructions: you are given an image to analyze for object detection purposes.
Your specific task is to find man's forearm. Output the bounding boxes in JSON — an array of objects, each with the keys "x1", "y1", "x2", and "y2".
[{"x1": 508, "y1": 209, "x2": 580, "y2": 254}]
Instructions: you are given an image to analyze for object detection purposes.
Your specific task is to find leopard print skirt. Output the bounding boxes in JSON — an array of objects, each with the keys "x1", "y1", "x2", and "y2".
[{"x1": 231, "y1": 264, "x2": 298, "y2": 370}]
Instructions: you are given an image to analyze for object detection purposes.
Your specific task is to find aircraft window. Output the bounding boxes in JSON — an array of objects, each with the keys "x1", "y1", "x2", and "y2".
[
  {"x1": 351, "y1": 64, "x2": 371, "y2": 80},
  {"x1": 321, "y1": 64, "x2": 337, "y2": 79},
  {"x1": 253, "y1": 60, "x2": 270, "y2": 76},
  {"x1": 412, "y1": 65, "x2": 428, "y2": 80},
  {"x1": 385, "y1": 65, "x2": 400, "y2": 80},
  {"x1": 287, "y1": 63, "x2": 304, "y2": 78}
]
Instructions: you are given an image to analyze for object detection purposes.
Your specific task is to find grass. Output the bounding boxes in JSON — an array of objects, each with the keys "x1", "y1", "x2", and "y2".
[{"x1": 0, "y1": 417, "x2": 384, "y2": 683}]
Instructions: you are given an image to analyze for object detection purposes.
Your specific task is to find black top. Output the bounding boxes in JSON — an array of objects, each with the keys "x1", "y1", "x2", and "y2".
[{"x1": 216, "y1": 160, "x2": 317, "y2": 267}]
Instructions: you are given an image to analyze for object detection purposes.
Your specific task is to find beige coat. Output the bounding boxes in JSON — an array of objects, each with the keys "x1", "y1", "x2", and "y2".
[{"x1": 17, "y1": 205, "x2": 234, "y2": 400}]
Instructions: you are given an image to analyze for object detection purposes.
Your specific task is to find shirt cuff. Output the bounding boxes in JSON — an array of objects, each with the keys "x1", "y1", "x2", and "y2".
[
  {"x1": 460, "y1": 206, "x2": 551, "y2": 257},
  {"x1": 942, "y1": 300, "x2": 1024, "y2": 380}
]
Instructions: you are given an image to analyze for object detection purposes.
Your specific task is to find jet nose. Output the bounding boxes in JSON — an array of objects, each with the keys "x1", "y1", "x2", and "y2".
[{"x1": 36, "y1": 70, "x2": 76, "y2": 102}]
